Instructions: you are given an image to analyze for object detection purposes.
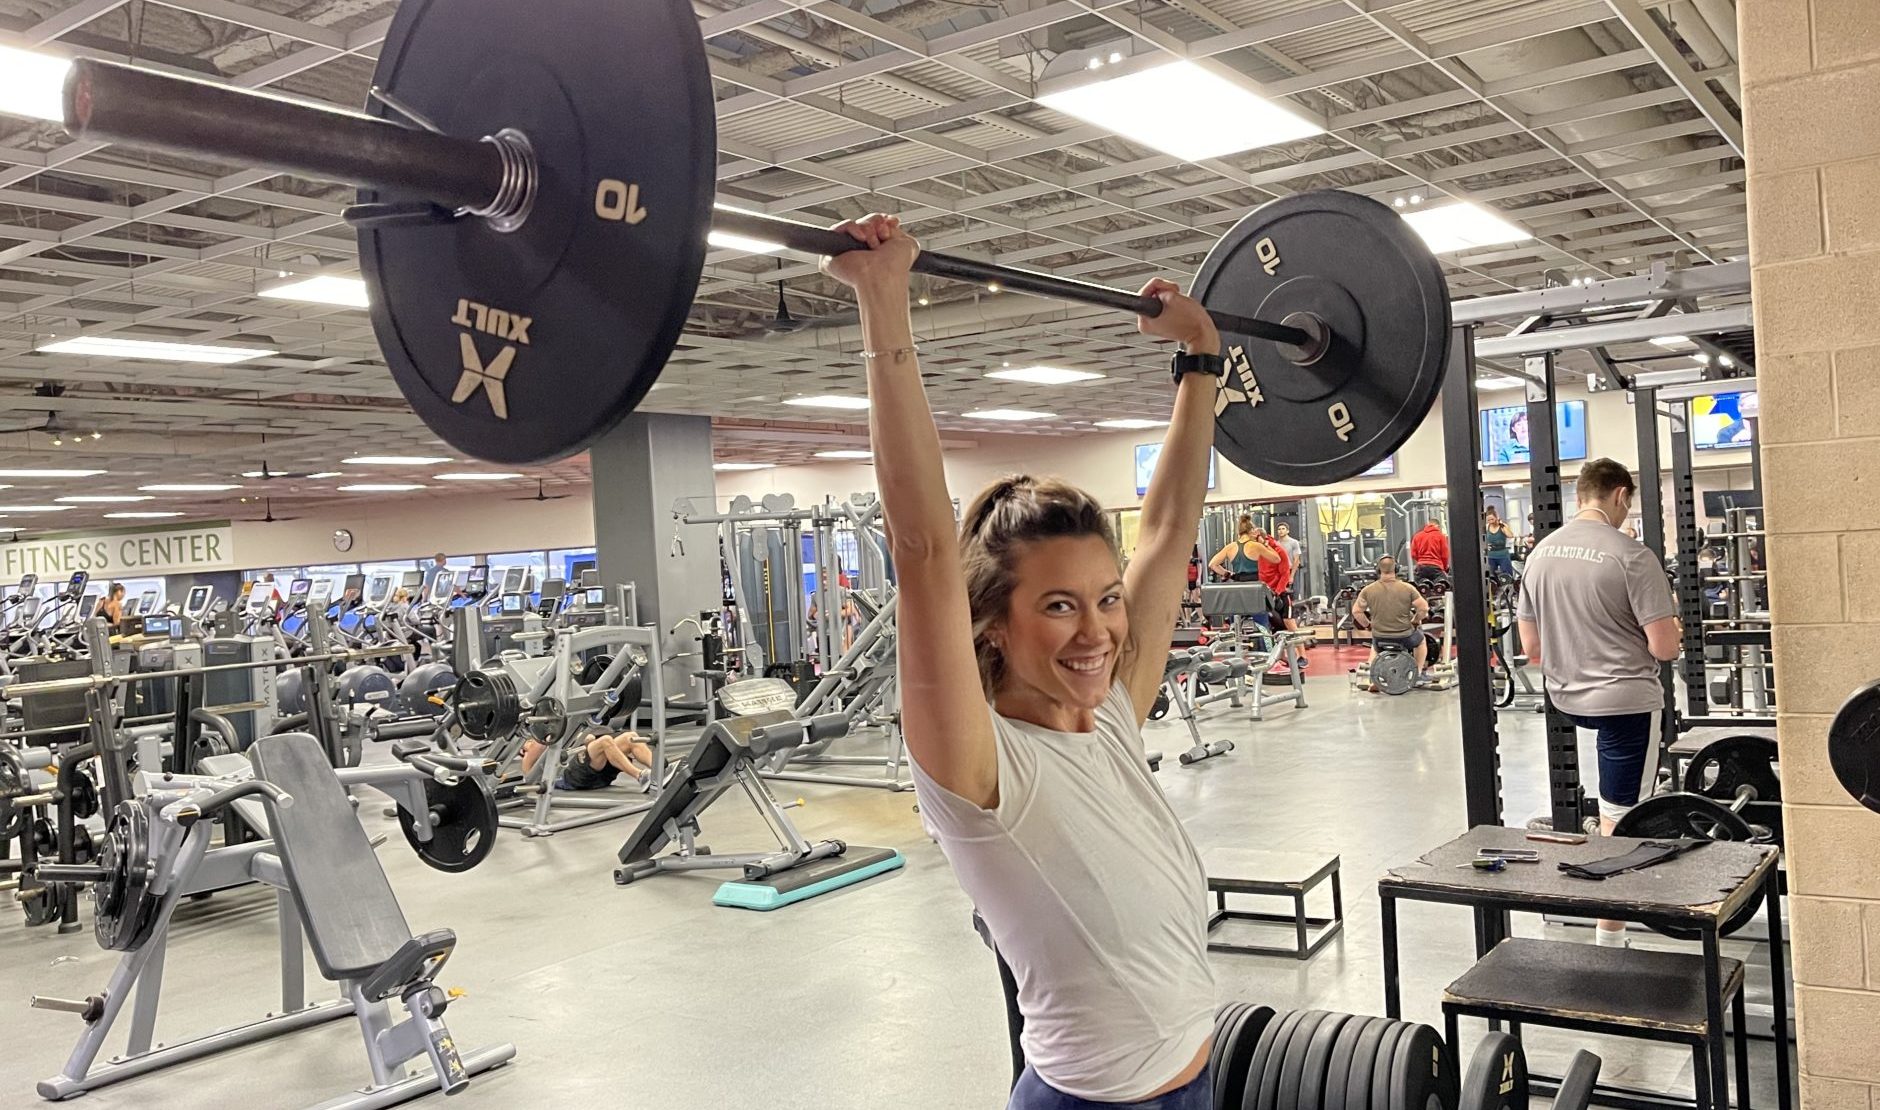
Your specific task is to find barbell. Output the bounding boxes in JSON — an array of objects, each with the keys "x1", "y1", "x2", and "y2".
[{"x1": 56, "y1": 0, "x2": 1454, "y2": 483}]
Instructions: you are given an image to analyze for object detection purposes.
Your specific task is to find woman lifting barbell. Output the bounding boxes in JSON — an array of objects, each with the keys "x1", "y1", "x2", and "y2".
[{"x1": 822, "y1": 213, "x2": 1217, "y2": 1110}]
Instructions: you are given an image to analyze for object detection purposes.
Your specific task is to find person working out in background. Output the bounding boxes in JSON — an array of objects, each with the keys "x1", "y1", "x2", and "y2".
[
  {"x1": 1274, "y1": 523, "x2": 1304, "y2": 593},
  {"x1": 1352, "y1": 556, "x2": 1428, "y2": 685},
  {"x1": 1409, "y1": 520, "x2": 1450, "y2": 585},
  {"x1": 98, "y1": 582, "x2": 126, "y2": 630},
  {"x1": 1517, "y1": 458, "x2": 1680, "y2": 948},
  {"x1": 420, "y1": 552, "x2": 449, "y2": 596},
  {"x1": 1208, "y1": 517, "x2": 1293, "y2": 633},
  {"x1": 1483, "y1": 508, "x2": 1517, "y2": 579},
  {"x1": 522, "y1": 727, "x2": 655, "y2": 792}
]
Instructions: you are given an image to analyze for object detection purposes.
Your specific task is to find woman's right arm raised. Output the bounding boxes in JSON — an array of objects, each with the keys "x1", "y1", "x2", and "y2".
[{"x1": 823, "y1": 215, "x2": 999, "y2": 807}]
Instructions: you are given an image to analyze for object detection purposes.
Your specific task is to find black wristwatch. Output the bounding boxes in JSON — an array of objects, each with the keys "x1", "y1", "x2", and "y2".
[{"x1": 1170, "y1": 350, "x2": 1225, "y2": 386}]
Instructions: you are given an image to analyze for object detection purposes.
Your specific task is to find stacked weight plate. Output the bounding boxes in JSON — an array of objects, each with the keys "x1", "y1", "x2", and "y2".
[{"x1": 1212, "y1": 1006, "x2": 1459, "y2": 1110}]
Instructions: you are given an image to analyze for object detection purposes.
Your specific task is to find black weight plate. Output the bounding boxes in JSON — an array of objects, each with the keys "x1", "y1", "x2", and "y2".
[
  {"x1": 1220, "y1": 1005, "x2": 1277, "y2": 1110},
  {"x1": 21, "y1": 887, "x2": 60, "y2": 927},
  {"x1": 1214, "y1": 1001, "x2": 1250, "y2": 1106},
  {"x1": 1196, "y1": 190, "x2": 1451, "y2": 486},
  {"x1": 358, "y1": 0, "x2": 717, "y2": 465},
  {"x1": 1830, "y1": 679, "x2": 1880, "y2": 812},
  {"x1": 1550, "y1": 1050, "x2": 1601, "y2": 1110},
  {"x1": 1612, "y1": 792, "x2": 1763, "y2": 937},
  {"x1": 1459, "y1": 1031, "x2": 1526, "y2": 1110},
  {"x1": 1683, "y1": 733, "x2": 1781, "y2": 805},
  {"x1": 1345, "y1": 1016, "x2": 1394, "y2": 1110},
  {"x1": 397, "y1": 772, "x2": 500, "y2": 873},
  {"x1": 1281, "y1": 1011, "x2": 1336, "y2": 1110},
  {"x1": 1247, "y1": 1009, "x2": 1302, "y2": 1110},
  {"x1": 1370, "y1": 1021, "x2": 1410, "y2": 1110},
  {"x1": 1389, "y1": 1024, "x2": 1451, "y2": 1110},
  {"x1": 1301, "y1": 1012, "x2": 1355, "y2": 1110},
  {"x1": 1325, "y1": 1015, "x2": 1381, "y2": 1110}
]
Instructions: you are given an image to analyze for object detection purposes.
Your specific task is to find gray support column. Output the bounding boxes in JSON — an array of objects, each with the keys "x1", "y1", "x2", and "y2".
[{"x1": 590, "y1": 414, "x2": 722, "y2": 706}]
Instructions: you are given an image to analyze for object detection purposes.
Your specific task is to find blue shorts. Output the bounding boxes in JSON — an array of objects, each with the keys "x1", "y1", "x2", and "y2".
[
  {"x1": 1562, "y1": 710, "x2": 1664, "y2": 822},
  {"x1": 1009, "y1": 1066, "x2": 1211, "y2": 1110}
]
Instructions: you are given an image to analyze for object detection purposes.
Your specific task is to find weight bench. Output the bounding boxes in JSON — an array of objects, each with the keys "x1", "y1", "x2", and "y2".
[
  {"x1": 34, "y1": 733, "x2": 514, "y2": 1107},
  {"x1": 1203, "y1": 849, "x2": 1342, "y2": 958},
  {"x1": 1442, "y1": 939, "x2": 1750, "y2": 1110}
]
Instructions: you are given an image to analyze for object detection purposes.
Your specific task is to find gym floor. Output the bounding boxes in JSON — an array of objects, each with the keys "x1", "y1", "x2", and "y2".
[{"x1": 0, "y1": 658, "x2": 1789, "y2": 1109}]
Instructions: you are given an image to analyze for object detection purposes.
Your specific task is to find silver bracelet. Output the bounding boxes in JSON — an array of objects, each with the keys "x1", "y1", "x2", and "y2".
[{"x1": 860, "y1": 343, "x2": 920, "y2": 360}]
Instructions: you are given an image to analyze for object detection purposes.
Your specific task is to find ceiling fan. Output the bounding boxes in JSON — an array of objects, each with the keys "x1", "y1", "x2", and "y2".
[
  {"x1": 251, "y1": 497, "x2": 300, "y2": 523},
  {"x1": 242, "y1": 435, "x2": 314, "y2": 481},
  {"x1": 511, "y1": 479, "x2": 572, "y2": 503}
]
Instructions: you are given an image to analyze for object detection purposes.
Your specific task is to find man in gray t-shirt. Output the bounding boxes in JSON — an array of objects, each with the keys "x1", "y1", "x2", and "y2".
[
  {"x1": 1274, "y1": 523, "x2": 1304, "y2": 590},
  {"x1": 1517, "y1": 459, "x2": 1681, "y2": 947}
]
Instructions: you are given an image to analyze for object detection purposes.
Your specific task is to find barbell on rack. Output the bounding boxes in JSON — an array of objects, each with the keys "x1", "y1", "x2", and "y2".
[{"x1": 54, "y1": 0, "x2": 1454, "y2": 483}]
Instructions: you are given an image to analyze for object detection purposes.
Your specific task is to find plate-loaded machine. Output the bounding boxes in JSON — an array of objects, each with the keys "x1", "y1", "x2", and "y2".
[
  {"x1": 616, "y1": 677, "x2": 904, "y2": 910},
  {"x1": 756, "y1": 589, "x2": 910, "y2": 792},
  {"x1": 449, "y1": 604, "x2": 669, "y2": 836},
  {"x1": 18, "y1": 623, "x2": 511, "y2": 1107}
]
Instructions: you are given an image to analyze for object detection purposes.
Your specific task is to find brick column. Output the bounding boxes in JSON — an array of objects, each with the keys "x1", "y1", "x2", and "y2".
[{"x1": 1742, "y1": 4, "x2": 1880, "y2": 1107}]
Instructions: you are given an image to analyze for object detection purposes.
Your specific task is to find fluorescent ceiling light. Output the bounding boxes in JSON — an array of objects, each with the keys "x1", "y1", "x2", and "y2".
[
  {"x1": 0, "y1": 505, "x2": 72, "y2": 512},
  {"x1": 814, "y1": 450, "x2": 873, "y2": 460},
  {"x1": 0, "y1": 46, "x2": 71, "y2": 123},
  {"x1": 55, "y1": 495, "x2": 153, "y2": 503},
  {"x1": 343, "y1": 455, "x2": 451, "y2": 465},
  {"x1": 306, "y1": 471, "x2": 344, "y2": 479},
  {"x1": 0, "y1": 469, "x2": 102, "y2": 478},
  {"x1": 338, "y1": 483, "x2": 426, "y2": 492},
  {"x1": 1476, "y1": 376, "x2": 1524, "y2": 391},
  {"x1": 140, "y1": 483, "x2": 241, "y2": 492},
  {"x1": 1038, "y1": 61, "x2": 1322, "y2": 160},
  {"x1": 964, "y1": 409, "x2": 1056, "y2": 422},
  {"x1": 37, "y1": 336, "x2": 275, "y2": 364},
  {"x1": 713, "y1": 462, "x2": 775, "y2": 471},
  {"x1": 1650, "y1": 335, "x2": 1692, "y2": 348},
  {"x1": 106, "y1": 511, "x2": 185, "y2": 519},
  {"x1": 1094, "y1": 418, "x2": 1169, "y2": 430},
  {"x1": 262, "y1": 275, "x2": 370, "y2": 308},
  {"x1": 1401, "y1": 203, "x2": 1531, "y2": 254},
  {"x1": 782, "y1": 395, "x2": 870, "y2": 411},
  {"x1": 986, "y1": 366, "x2": 1106, "y2": 385},
  {"x1": 434, "y1": 472, "x2": 525, "y2": 481},
  {"x1": 707, "y1": 230, "x2": 784, "y2": 255}
]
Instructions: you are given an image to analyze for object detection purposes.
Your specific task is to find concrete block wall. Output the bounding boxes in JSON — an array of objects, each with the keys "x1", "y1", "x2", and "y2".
[{"x1": 1741, "y1": 2, "x2": 1880, "y2": 1105}]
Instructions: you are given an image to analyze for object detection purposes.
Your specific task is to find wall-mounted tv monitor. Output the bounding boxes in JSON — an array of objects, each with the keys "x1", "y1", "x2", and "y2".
[
  {"x1": 1691, "y1": 391, "x2": 1755, "y2": 451},
  {"x1": 1135, "y1": 444, "x2": 1218, "y2": 497},
  {"x1": 1360, "y1": 456, "x2": 1395, "y2": 477},
  {"x1": 1480, "y1": 400, "x2": 1588, "y2": 466}
]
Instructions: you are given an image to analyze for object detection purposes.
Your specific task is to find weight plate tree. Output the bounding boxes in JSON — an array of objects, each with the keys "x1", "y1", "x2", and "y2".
[{"x1": 57, "y1": 0, "x2": 1453, "y2": 482}]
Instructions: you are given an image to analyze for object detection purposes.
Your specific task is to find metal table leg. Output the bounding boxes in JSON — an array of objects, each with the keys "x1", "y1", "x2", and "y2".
[
  {"x1": 1382, "y1": 891, "x2": 1402, "y2": 1018},
  {"x1": 1701, "y1": 924, "x2": 1729, "y2": 1110},
  {"x1": 1764, "y1": 872, "x2": 1792, "y2": 1110}
]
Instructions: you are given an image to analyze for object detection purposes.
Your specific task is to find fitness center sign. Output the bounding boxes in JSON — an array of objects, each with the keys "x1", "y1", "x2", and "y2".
[{"x1": 0, "y1": 522, "x2": 234, "y2": 578}]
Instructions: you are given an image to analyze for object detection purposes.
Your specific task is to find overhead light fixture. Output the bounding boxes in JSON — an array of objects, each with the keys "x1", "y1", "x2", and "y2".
[
  {"x1": 814, "y1": 450, "x2": 873, "y2": 460},
  {"x1": 0, "y1": 505, "x2": 73, "y2": 512},
  {"x1": 434, "y1": 472, "x2": 526, "y2": 481},
  {"x1": 140, "y1": 483, "x2": 241, "y2": 492},
  {"x1": 1476, "y1": 376, "x2": 1525, "y2": 391},
  {"x1": 0, "y1": 45, "x2": 71, "y2": 122},
  {"x1": 337, "y1": 483, "x2": 427, "y2": 492},
  {"x1": 1401, "y1": 202, "x2": 1531, "y2": 254},
  {"x1": 1650, "y1": 335, "x2": 1692, "y2": 348},
  {"x1": 707, "y1": 229, "x2": 785, "y2": 255},
  {"x1": 105, "y1": 511, "x2": 185, "y2": 519},
  {"x1": 1094, "y1": 418, "x2": 1169, "y2": 430},
  {"x1": 1720, "y1": 355, "x2": 1735, "y2": 368},
  {"x1": 0, "y1": 469, "x2": 102, "y2": 478},
  {"x1": 262, "y1": 275, "x2": 370, "y2": 308},
  {"x1": 782, "y1": 395, "x2": 870, "y2": 411},
  {"x1": 1039, "y1": 60, "x2": 1323, "y2": 161},
  {"x1": 55, "y1": 495, "x2": 153, "y2": 503},
  {"x1": 712, "y1": 462, "x2": 776, "y2": 471},
  {"x1": 342, "y1": 455, "x2": 452, "y2": 465},
  {"x1": 986, "y1": 366, "x2": 1106, "y2": 385},
  {"x1": 36, "y1": 336, "x2": 276, "y2": 363},
  {"x1": 963, "y1": 409, "x2": 1056, "y2": 422}
]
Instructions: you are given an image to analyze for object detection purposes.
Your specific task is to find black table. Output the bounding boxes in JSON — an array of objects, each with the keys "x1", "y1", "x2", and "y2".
[{"x1": 1378, "y1": 826, "x2": 1788, "y2": 1110}]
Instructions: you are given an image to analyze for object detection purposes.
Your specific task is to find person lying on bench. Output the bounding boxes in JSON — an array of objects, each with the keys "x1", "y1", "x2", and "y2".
[{"x1": 522, "y1": 728, "x2": 655, "y2": 791}]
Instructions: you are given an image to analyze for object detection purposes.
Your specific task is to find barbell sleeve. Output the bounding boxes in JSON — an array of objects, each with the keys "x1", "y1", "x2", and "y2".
[{"x1": 64, "y1": 57, "x2": 1307, "y2": 347}]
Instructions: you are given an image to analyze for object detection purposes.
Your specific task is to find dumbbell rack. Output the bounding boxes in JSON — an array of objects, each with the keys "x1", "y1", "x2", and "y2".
[{"x1": 1698, "y1": 507, "x2": 1774, "y2": 724}]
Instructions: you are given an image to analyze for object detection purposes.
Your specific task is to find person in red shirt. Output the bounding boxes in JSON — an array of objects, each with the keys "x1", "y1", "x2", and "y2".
[{"x1": 1409, "y1": 521, "x2": 1450, "y2": 586}]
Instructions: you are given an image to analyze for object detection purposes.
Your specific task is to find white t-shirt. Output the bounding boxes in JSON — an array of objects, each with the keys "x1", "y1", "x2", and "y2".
[{"x1": 910, "y1": 682, "x2": 1215, "y2": 1101}]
